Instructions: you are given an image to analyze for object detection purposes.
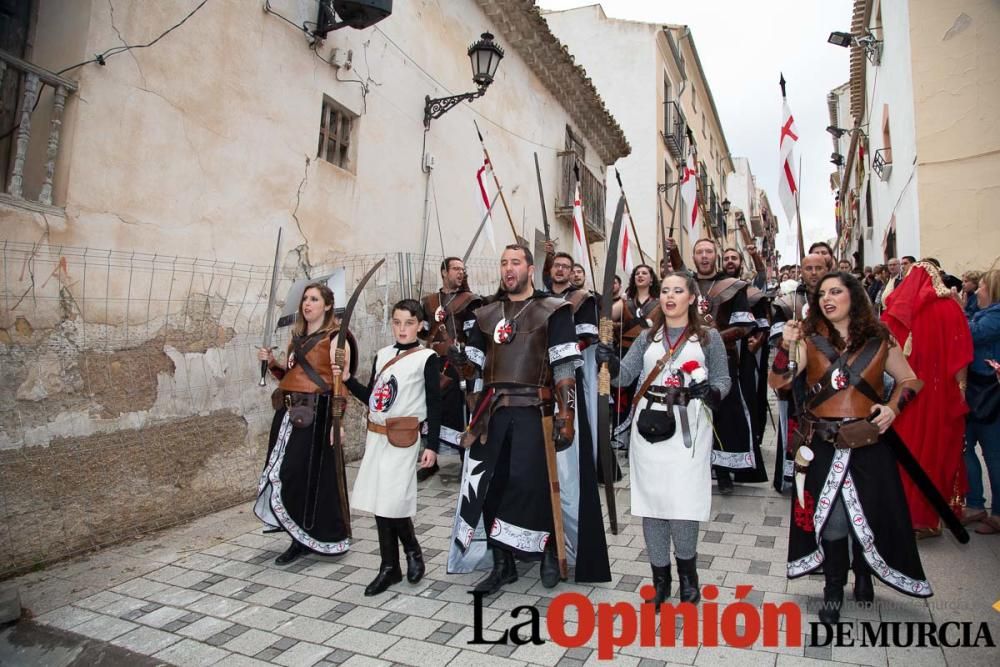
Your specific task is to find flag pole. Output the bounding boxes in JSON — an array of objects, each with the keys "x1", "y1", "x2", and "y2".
[
  {"x1": 474, "y1": 120, "x2": 523, "y2": 244},
  {"x1": 574, "y1": 162, "x2": 599, "y2": 291},
  {"x1": 795, "y1": 157, "x2": 805, "y2": 261},
  {"x1": 614, "y1": 169, "x2": 648, "y2": 264}
]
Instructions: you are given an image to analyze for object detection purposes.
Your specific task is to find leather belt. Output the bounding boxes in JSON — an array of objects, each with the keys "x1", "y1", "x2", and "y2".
[
  {"x1": 367, "y1": 422, "x2": 388, "y2": 436},
  {"x1": 645, "y1": 386, "x2": 692, "y2": 407},
  {"x1": 801, "y1": 415, "x2": 869, "y2": 449}
]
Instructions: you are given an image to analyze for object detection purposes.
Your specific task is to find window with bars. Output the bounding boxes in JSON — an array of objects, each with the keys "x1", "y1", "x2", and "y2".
[{"x1": 317, "y1": 96, "x2": 356, "y2": 170}]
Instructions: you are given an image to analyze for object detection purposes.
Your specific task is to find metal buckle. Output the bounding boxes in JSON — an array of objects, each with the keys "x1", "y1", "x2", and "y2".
[{"x1": 283, "y1": 394, "x2": 292, "y2": 409}]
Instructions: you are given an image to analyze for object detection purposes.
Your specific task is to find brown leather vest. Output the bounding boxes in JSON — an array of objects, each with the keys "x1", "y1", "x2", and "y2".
[
  {"x1": 420, "y1": 290, "x2": 480, "y2": 355},
  {"x1": 475, "y1": 296, "x2": 569, "y2": 387},
  {"x1": 696, "y1": 276, "x2": 746, "y2": 327},
  {"x1": 804, "y1": 337, "x2": 887, "y2": 419},
  {"x1": 279, "y1": 331, "x2": 335, "y2": 394},
  {"x1": 621, "y1": 296, "x2": 662, "y2": 348}
]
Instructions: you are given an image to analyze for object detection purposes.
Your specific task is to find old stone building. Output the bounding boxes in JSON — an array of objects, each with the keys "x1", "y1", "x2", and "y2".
[{"x1": 0, "y1": 0, "x2": 628, "y2": 575}]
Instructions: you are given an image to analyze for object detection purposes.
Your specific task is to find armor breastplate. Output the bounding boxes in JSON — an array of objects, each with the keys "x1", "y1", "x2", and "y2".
[
  {"x1": 475, "y1": 297, "x2": 567, "y2": 387},
  {"x1": 805, "y1": 338, "x2": 887, "y2": 418}
]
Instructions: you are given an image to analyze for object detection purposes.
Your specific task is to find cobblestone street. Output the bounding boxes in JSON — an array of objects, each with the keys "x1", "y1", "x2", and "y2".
[{"x1": 3, "y1": 424, "x2": 998, "y2": 667}]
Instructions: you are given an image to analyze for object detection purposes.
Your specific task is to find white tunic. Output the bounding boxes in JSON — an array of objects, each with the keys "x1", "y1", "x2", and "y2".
[
  {"x1": 351, "y1": 345, "x2": 435, "y2": 518},
  {"x1": 629, "y1": 335, "x2": 715, "y2": 521}
]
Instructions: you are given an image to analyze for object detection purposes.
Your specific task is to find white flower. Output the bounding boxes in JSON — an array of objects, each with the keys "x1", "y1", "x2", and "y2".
[{"x1": 690, "y1": 367, "x2": 708, "y2": 383}]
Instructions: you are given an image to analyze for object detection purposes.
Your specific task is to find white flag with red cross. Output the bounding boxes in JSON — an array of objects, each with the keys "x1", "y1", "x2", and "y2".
[
  {"x1": 778, "y1": 92, "x2": 799, "y2": 230},
  {"x1": 571, "y1": 179, "x2": 588, "y2": 274},
  {"x1": 679, "y1": 148, "x2": 699, "y2": 236},
  {"x1": 475, "y1": 158, "x2": 496, "y2": 252},
  {"x1": 618, "y1": 218, "x2": 634, "y2": 276}
]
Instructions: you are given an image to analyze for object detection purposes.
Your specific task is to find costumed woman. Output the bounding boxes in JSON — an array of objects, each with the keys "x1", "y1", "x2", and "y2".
[
  {"x1": 255, "y1": 282, "x2": 356, "y2": 564},
  {"x1": 599, "y1": 271, "x2": 730, "y2": 606},
  {"x1": 336, "y1": 299, "x2": 441, "y2": 596},
  {"x1": 771, "y1": 272, "x2": 930, "y2": 624}
]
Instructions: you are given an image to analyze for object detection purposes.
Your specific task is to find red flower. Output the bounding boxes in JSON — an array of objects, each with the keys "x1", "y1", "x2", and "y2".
[
  {"x1": 680, "y1": 360, "x2": 702, "y2": 374},
  {"x1": 793, "y1": 490, "x2": 815, "y2": 533}
]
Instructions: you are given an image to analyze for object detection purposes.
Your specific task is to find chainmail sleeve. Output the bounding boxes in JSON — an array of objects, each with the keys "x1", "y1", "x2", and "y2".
[
  {"x1": 704, "y1": 328, "x2": 731, "y2": 398},
  {"x1": 613, "y1": 329, "x2": 651, "y2": 387}
]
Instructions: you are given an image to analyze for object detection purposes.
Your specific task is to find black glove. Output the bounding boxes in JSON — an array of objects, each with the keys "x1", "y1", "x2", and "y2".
[
  {"x1": 595, "y1": 341, "x2": 615, "y2": 364},
  {"x1": 447, "y1": 346, "x2": 468, "y2": 368},
  {"x1": 688, "y1": 381, "x2": 721, "y2": 411}
]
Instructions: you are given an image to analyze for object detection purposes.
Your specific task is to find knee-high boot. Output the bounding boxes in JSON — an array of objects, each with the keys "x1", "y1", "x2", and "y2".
[
  {"x1": 819, "y1": 538, "x2": 849, "y2": 623},
  {"x1": 675, "y1": 556, "x2": 700, "y2": 604},
  {"x1": 365, "y1": 516, "x2": 402, "y2": 596},
  {"x1": 851, "y1": 538, "x2": 874, "y2": 604},
  {"x1": 394, "y1": 518, "x2": 425, "y2": 584}
]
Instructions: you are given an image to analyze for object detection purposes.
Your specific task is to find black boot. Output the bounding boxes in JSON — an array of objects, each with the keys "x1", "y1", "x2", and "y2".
[
  {"x1": 540, "y1": 542, "x2": 561, "y2": 589},
  {"x1": 416, "y1": 463, "x2": 439, "y2": 482},
  {"x1": 646, "y1": 564, "x2": 671, "y2": 610},
  {"x1": 851, "y1": 539, "x2": 874, "y2": 604},
  {"x1": 394, "y1": 518, "x2": 425, "y2": 584},
  {"x1": 365, "y1": 517, "x2": 402, "y2": 596},
  {"x1": 716, "y1": 468, "x2": 734, "y2": 496},
  {"x1": 676, "y1": 556, "x2": 700, "y2": 604},
  {"x1": 818, "y1": 538, "x2": 849, "y2": 624},
  {"x1": 474, "y1": 546, "x2": 518, "y2": 595},
  {"x1": 274, "y1": 539, "x2": 308, "y2": 565}
]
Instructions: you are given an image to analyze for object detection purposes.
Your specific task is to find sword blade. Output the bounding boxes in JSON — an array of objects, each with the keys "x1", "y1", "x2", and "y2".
[
  {"x1": 260, "y1": 228, "x2": 283, "y2": 386},
  {"x1": 462, "y1": 190, "x2": 501, "y2": 264}
]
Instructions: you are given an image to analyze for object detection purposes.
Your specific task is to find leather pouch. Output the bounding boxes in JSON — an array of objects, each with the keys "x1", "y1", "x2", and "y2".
[
  {"x1": 636, "y1": 407, "x2": 676, "y2": 443},
  {"x1": 835, "y1": 419, "x2": 879, "y2": 449},
  {"x1": 285, "y1": 392, "x2": 317, "y2": 429},
  {"x1": 385, "y1": 416, "x2": 420, "y2": 448}
]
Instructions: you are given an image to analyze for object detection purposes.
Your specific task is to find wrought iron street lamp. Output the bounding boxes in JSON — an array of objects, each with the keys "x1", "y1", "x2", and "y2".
[{"x1": 424, "y1": 32, "x2": 504, "y2": 128}]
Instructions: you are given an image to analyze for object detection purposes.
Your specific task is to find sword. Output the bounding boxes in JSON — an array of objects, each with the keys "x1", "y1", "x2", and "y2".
[
  {"x1": 259, "y1": 229, "x2": 283, "y2": 386},
  {"x1": 596, "y1": 196, "x2": 627, "y2": 534},
  {"x1": 533, "y1": 152, "x2": 551, "y2": 242}
]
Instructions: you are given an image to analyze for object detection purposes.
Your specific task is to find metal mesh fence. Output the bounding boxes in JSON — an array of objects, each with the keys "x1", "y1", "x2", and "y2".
[{"x1": 0, "y1": 240, "x2": 504, "y2": 575}]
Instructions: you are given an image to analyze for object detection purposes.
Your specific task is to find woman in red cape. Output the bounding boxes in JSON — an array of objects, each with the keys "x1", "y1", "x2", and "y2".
[{"x1": 881, "y1": 262, "x2": 973, "y2": 535}]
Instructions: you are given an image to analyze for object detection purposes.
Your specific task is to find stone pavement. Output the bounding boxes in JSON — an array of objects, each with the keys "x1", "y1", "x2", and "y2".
[{"x1": 2, "y1": 433, "x2": 999, "y2": 666}]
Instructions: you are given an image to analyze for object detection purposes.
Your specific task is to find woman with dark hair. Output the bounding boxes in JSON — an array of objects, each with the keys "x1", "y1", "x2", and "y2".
[
  {"x1": 771, "y1": 272, "x2": 929, "y2": 623},
  {"x1": 336, "y1": 298, "x2": 442, "y2": 595},
  {"x1": 610, "y1": 264, "x2": 662, "y2": 451},
  {"x1": 600, "y1": 272, "x2": 730, "y2": 607},
  {"x1": 255, "y1": 282, "x2": 356, "y2": 564}
]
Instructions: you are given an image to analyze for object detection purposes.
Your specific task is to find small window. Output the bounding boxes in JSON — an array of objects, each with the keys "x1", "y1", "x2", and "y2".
[
  {"x1": 663, "y1": 160, "x2": 673, "y2": 191},
  {"x1": 664, "y1": 73, "x2": 672, "y2": 104},
  {"x1": 881, "y1": 104, "x2": 892, "y2": 163},
  {"x1": 565, "y1": 125, "x2": 586, "y2": 160},
  {"x1": 318, "y1": 96, "x2": 356, "y2": 170}
]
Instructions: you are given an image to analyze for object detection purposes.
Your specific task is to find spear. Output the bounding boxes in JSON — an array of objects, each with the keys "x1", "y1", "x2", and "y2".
[{"x1": 474, "y1": 120, "x2": 525, "y2": 245}]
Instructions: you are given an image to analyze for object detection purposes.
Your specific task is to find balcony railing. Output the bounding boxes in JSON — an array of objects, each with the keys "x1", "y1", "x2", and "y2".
[
  {"x1": 555, "y1": 150, "x2": 607, "y2": 241},
  {"x1": 660, "y1": 100, "x2": 686, "y2": 159},
  {"x1": 697, "y1": 162, "x2": 708, "y2": 207},
  {"x1": 0, "y1": 50, "x2": 77, "y2": 210},
  {"x1": 872, "y1": 147, "x2": 892, "y2": 181}
]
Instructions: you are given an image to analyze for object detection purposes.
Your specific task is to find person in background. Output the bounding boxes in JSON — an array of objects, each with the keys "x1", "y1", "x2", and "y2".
[
  {"x1": 571, "y1": 263, "x2": 588, "y2": 290},
  {"x1": 962, "y1": 271, "x2": 983, "y2": 319},
  {"x1": 962, "y1": 269, "x2": 1000, "y2": 534},
  {"x1": 867, "y1": 265, "x2": 886, "y2": 305},
  {"x1": 838, "y1": 259, "x2": 853, "y2": 273},
  {"x1": 808, "y1": 242, "x2": 835, "y2": 271}
]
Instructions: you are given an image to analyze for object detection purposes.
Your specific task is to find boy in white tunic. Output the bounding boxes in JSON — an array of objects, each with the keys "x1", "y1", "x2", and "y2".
[
  {"x1": 336, "y1": 299, "x2": 442, "y2": 596},
  {"x1": 598, "y1": 272, "x2": 731, "y2": 607}
]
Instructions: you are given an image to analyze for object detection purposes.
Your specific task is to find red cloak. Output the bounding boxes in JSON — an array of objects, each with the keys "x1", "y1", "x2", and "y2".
[{"x1": 882, "y1": 264, "x2": 973, "y2": 529}]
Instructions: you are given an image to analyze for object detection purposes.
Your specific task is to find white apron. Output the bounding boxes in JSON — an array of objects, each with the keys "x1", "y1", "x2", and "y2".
[
  {"x1": 629, "y1": 334, "x2": 714, "y2": 521},
  {"x1": 351, "y1": 345, "x2": 435, "y2": 518}
]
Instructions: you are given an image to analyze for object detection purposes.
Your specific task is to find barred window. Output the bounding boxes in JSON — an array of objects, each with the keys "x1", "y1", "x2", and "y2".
[{"x1": 318, "y1": 97, "x2": 355, "y2": 170}]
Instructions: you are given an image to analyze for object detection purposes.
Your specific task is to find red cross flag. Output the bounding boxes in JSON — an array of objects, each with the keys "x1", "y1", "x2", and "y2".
[
  {"x1": 475, "y1": 158, "x2": 497, "y2": 252},
  {"x1": 679, "y1": 147, "x2": 699, "y2": 235},
  {"x1": 618, "y1": 218, "x2": 634, "y2": 277},
  {"x1": 571, "y1": 179, "x2": 588, "y2": 273},
  {"x1": 778, "y1": 75, "x2": 799, "y2": 232}
]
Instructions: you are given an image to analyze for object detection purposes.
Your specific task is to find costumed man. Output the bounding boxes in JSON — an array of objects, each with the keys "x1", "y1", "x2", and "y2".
[
  {"x1": 691, "y1": 238, "x2": 760, "y2": 493},
  {"x1": 543, "y1": 247, "x2": 615, "y2": 565},
  {"x1": 769, "y1": 253, "x2": 829, "y2": 493},
  {"x1": 881, "y1": 262, "x2": 973, "y2": 538},
  {"x1": 418, "y1": 257, "x2": 482, "y2": 482},
  {"x1": 447, "y1": 244, "x2": 611, "y2": 593},
  {"x1": 611, "y1": 264, "x2": 662, "y2": 453},
  {"x1": 722, "y1": 247, "x2": 771, "y2": 484}
]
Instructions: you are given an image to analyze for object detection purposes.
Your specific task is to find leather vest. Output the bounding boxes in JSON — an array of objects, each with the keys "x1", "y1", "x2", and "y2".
[
  {"x1": 696, "y1": 276, "x2": 746, "y2": 327},
  {"x1": 475, "y1": 296, "x2": 569, "y2": 387},
  {"x1": 622, "y1": 296, "x2": 662, "y2": 348},
  {"x1": 804, "y1": 337, "x2": 888, "y2": 419},
  {"x1": 279, "y1": 331, "x2": 335, "y2": 394},
  {"x1": 420, "y1": 290, "x2": 480, "y2": 355}
]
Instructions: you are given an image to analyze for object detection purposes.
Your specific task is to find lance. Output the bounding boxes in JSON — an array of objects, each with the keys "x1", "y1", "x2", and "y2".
[
  {"x1": 461, "y1": 189, "x2": 502, "y2": 264},
  {"x1": 614, "y1": 169, "x2": 647, "y2": 264},
  {"x1": 533, "y1": 152, "x2": 551, "y2": 242},
  {"x1": 330, "y1": 258, "x2": 385, "y2": 536},
  {"x1": 781, "y1": 73, "x2": 803, "y2": 375},
  {"x1": 473, "y1": 120, "x2": 524, "y2": 245},
  {"x1": 597, "y1": 196, "x2": 627, "y2": 534},
  {"x1": 259, "y1": 228, "x2": 283, "y2": 386},
  {"x1": 573, "y1": 162, "x2": 599, "y2": 291}
]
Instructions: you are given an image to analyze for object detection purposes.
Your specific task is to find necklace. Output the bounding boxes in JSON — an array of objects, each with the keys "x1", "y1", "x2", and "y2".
[
  {"x1": 659, "y1": 325, "x2": 690, "y2": 388},
  {"x1": 663, "y1": 325, "x2": 690, "y2": 357},
  {"x1": 494, "y1": 299, "x2": 534, "y2": 344},
  {"x1": 697, "y1": 278, "x2": 717, "y2": 320}
]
